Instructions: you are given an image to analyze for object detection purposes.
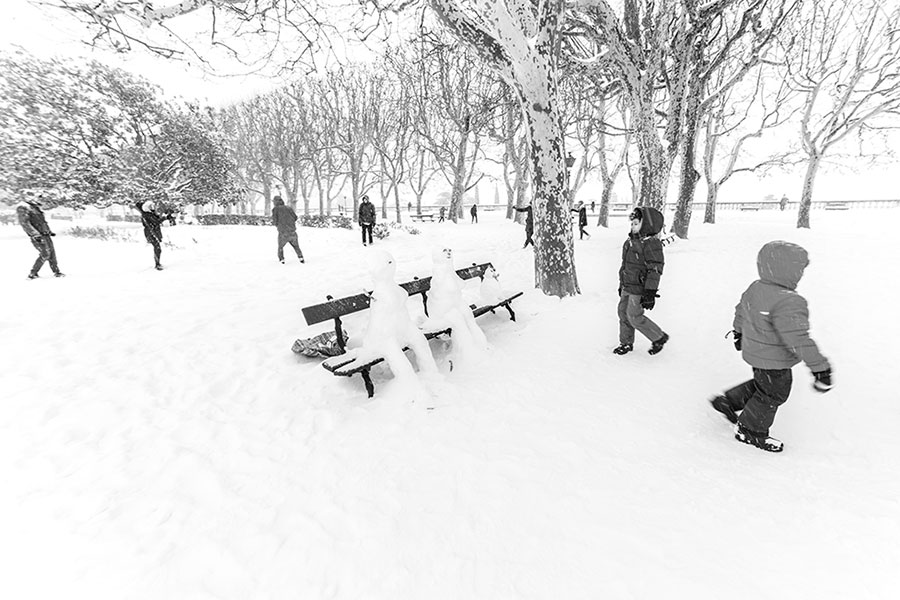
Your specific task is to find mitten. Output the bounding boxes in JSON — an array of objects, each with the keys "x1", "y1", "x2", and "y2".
[
  {"x1": 640, "y1": 289, "x2": 659, "y2": 310},
  {"x1": 812, "y1": 369, "x2": 833, "y2": 393},
  {"x1": 732, "y1": 330, "x2": 742, "y2": 351}
]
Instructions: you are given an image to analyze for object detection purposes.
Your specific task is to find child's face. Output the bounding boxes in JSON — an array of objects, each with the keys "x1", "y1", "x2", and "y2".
[{"x1": 630, "y1": 216, "x2": 642, "y2": 234}]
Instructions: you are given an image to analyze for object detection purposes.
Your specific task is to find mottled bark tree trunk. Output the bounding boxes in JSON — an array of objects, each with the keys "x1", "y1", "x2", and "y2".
[
  {"x1": 523, "y1": 100, "x2": 579, "y2": 296},
  {"x1": 597, "y1": 183, "x2": 614, "y2": 228},
  {"x1": 797, "y1": 153, "x2": 821, "y2": 229},
  {"x1": 703, "y1": 182, "x2": 719, "y2": 224}
]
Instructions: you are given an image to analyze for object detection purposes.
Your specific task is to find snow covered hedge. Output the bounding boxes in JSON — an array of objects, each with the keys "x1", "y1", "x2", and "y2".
[{"x1": 195, "y1": 214, "x2": 354, "y2": 229}]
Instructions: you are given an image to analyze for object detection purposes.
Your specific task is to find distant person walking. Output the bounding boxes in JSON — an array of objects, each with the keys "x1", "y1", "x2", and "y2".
[
  {"x1": 470, "y1": 204, "x2": 478, "y2": 223},
  {"x1": 590, "y1": 201, "x2": 596, "y2": 213},
  {"x1": 359, "y1": 195, "x2": 376, "y2": 246},
  {"x1": 513, "y1": 203, "x2": 534, "y2": 248},
  {"x1": 136, "y1": 200, "x2": 176, "y2": 271},
  {"x1": 780, "y1": 195, "x2": 788, "y2": 211},
  {"x1": 272, "y1": 196, "x2": 305, "y2": 264},
  {"x1": 407, "y1": 201, "x2": 413, "y2": 212},
  {"x1": 571, "y1": 200, "x2": 591, "y2": 240},
  {"x1": 17, "y1": 195, "x2": 64, "y2": 279},
  {"x1": 438, "y1": 206, "x2": 446, "y2": 223}
]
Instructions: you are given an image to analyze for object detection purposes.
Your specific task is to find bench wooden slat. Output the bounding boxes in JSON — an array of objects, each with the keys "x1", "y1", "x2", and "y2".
[{"x1": 302, "y1": 263, "x2": 492, "y2": 326}]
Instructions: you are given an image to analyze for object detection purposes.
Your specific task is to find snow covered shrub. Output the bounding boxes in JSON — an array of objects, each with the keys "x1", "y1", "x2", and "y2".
[
  {"x1": 66, "y1": 226, "x2": 132, "y2": 241},
  {"x1": 299, "y1": 215, "x2": 353, "y2": 229},
  {"x1": 386, "y1": 221, "x2": 421, "y2": 236},
  {"x1": 373, "y1": 223, "x2": 390, "y2": 240},
  {"x1": 194, "y1": 214, "x2": 353, "y2": 229}
]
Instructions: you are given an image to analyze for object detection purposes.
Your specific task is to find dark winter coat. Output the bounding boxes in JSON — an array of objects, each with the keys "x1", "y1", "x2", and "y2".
[
  {"x1": 571, "y1": 205, "x2": 588, "y2": 226},
  {"x1": 272, "y1": 197, "x2": 298, "y2": 233},
  {"x1": 618, "y1": 206, "x2": 664, "y2": 295},
  {"x1": 514, "y1": 205, "x2": 534, "y2": 235},
  {"x1": 470, "y1": 205, "x2": 478, "y2": 216},
  {"x1": 16, "y1": 201, "x2": 53, "y2": 238},
  {"x1": 358, "y1": 200, "x2": 376, "y2": 225},
  {"x1": 137, "y1": 202, "x2": 174, "y2": 245},
  {"x1": 733, "y1": 241, "x2": 831, "y2": 371}
]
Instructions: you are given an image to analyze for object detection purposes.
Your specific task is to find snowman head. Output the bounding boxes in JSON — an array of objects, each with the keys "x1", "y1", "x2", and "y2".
[
  {"x1": 432, "y1": 245, "x2": 454, "y2": 266},
  {"x1": 367, "y1": 249, "x2": 397, "y2": 285}
]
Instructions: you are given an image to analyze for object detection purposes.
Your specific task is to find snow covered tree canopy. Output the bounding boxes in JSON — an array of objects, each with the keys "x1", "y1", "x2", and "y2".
[{"x1": 0, "y1": 51, "x2": 241, "y2": 208}]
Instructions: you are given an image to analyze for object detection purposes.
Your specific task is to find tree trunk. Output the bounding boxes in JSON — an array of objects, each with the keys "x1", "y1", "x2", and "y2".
[
  {"x1": 448, "y1": 117, "x2": 470, "y2": 224},
  {"x1": 393, "y1": 183, "x2": 403, "y2": 224},
  {"x1": 672, "y1": 87, "x2": 702, "y2": 239},
  {"x1": 632, "y1": 88, "x2": 671, "y2": 211},
  {"x1": 523, "y1": 102, "x2": 579, "y2": 297},
  {"x1": 704, "y1": 182, "x2": 719, "y2": 224},
  {"x1": 598, "y1": 182, "x2": 613, "y2": 228},
  {"x1": 797, "y1": 153, "x2": 821, "y2": 229}
]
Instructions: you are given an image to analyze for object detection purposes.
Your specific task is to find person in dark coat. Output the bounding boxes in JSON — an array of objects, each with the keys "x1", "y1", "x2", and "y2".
[
  {"x1": 470, "y1": 204, "x2": 478, "y2": 223},
  {"x1": 513, "y1": 204, "x2": 534, "y2": 248},
  {"x1": 272, "y1": 196, "x2": 305, "y2": 263},
  {"x1": 17, "y1": 196, "x2": 64, "y2": 279},
  {"x1": 710, "y1": 241, "x2": 832, "y2": 453},
  {"x1": 613, "y1": 206, "x2": 668, "y2": 356},
  {"x1": 438, "y1": 206, "x2": 446, "y2": 223},
  {"x1": 136, "y1": 200, "x2": 176, "y2": 270},
  {"x1": 358, "y1": 195, "x2": 376, "y2": 246},
  {"x1": 571, "y1": 200, "x2": 591, "y2": 239}
]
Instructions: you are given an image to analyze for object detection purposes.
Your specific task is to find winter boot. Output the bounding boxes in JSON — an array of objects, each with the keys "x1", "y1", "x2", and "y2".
[
  {"x1": 648, "y1": 333, "x2": 669, "y2": 355},
  {"x1": 612, "y1": 343, "x2": 633, "y2": 355},
  {"x1": 734, "y1": 425, "x2": 783, "y2": 453},
  {"x1": 710, "y1": 395, "x2": 738, "y2": 424},
  {"x1": 27, "y1": 272, "x2": 39, "y2": 280},
  {"x1": 155, "y1": 264, "x2": 164, "y2": 271},
  {"x1": 54, "y1": 272, "x2": 65, "y2": 278}
]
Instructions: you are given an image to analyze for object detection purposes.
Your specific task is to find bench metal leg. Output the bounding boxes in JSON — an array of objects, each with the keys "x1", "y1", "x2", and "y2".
[
  {"x1": 361, "y1": 369, "x2": 375, "y2": 398},
  {"x1": 504, "y1": 303, "x2": 517, "y2": 322}
]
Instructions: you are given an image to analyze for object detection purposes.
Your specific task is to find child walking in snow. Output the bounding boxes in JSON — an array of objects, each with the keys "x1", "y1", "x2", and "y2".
[
  {"x1": 613, "y1": 206, "x2": 669, "y2": 356},
  {"x1": 710, "y1": 241, "x2": 832, "y2": 453}
]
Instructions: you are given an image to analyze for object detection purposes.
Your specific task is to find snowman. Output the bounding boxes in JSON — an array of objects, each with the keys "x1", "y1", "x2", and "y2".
[
  {"x1": 339, "y1": 250, "x2": 438, "y2": 382},
  {"x1": 478, "y1": 265, "x2": 507, "y2": 306},
  {"x1": 422, "y1": 246, "x2": 488, "y2": 368}
]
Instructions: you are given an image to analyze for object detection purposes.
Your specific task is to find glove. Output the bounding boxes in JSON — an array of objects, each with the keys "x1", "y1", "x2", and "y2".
[
  {"x1": 49, "y1": 232, "x2": 56, "y2": 237},
  {"x1": 640, "y1": 289, "x2": 659, "y2": 310},
  {"x1": 732, "y1": 330, "x2": 742, "y2": 351},
  {"x1": 812, "y1": 369, "x2": 833, "y2": 393},
  {"x1": 617, "y1": 287, "x2": 622, "y2": 297}
]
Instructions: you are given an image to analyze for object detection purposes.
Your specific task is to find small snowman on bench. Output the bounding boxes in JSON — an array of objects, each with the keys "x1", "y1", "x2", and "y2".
[{"x1": 422, "y1": 246, "x2": 488, "y2": 369}]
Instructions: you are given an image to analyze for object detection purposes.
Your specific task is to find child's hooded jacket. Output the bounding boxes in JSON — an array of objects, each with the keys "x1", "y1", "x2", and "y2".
[
  {"x1": 734, "y1": 241, "x2": 830, "y2": 371},
  {"x1": 618, "y1": 206, "x2": 664, "y2": 294}
]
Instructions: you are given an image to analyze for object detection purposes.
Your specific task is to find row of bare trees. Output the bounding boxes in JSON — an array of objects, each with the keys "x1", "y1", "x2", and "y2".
[{"x1": 40, "y1": 0, "x2": 900, "y2": 297}]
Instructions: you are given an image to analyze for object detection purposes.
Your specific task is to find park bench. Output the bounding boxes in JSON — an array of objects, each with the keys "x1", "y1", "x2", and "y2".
[
  {"x1": 409, "y1": 213, "x2": 436, "y2": 222},
  {"x1": 740, "y1": 203, "x2": 764, "y2": 211},
  {"x1": 300, "y1": 262, "x2": 523, "y2": 397},
  {"x1": 825, "y1": 202, "x2": 849, "y2": 210}
]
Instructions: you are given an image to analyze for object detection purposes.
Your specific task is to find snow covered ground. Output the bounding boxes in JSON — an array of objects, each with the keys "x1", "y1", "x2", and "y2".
[{"x1": 1, "y1": 207, "x2": 898, "y2": 599}]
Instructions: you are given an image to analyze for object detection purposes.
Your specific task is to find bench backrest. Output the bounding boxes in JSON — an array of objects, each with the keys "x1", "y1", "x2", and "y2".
[{"x1": 302, "y1": 262, "x2": 492, "y2": 326}]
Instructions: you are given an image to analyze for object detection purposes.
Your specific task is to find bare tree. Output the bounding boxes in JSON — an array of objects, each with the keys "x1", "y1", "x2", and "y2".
[
  {"x1": 595, "y1": 97, "x2": 632, "y2": 228},
  {"x1": 414, "y1": 39, "x2": 495, "y2": 224},
  {"x1": 788, "y1": 0, "x2": 900, "y2": 228},
  {"x1": 701, "y1": 70, "x2": 800, "y2": 223},
  {"x1": 669, "y1": 0, "x2": 797, "y2": 239}
]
